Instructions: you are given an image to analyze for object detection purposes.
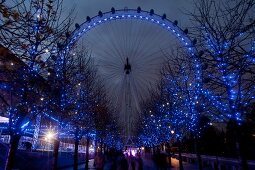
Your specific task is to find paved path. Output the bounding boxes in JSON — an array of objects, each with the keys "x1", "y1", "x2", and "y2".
[
  {"x1": 143, "y1": 157, "x2": 211, "y2": 170},
  {"x1": 8, "y1": 150, "x2": 215, "y2": 170},
  {"x1": 169, "y1": 158, "x2": 212, "y2": 170},
  {"x1": 61, "y1": 159, "x2": 95, "y2": 170},
  {"x1": 62, "y1": 157, "x2": 214, "y2": 170}
]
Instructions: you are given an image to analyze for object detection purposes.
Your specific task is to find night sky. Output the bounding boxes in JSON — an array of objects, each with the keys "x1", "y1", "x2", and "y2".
[
  {"x1": 63, "y1": 0, "x2": 194, "y2": 28},
  {"x1": 62, "y1": 0, "x2": 195, "y2": 135}
]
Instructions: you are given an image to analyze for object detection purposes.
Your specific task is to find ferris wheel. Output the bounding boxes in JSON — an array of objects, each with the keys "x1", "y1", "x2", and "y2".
[{"x1": 65, "y1": 7, "x2": 198, "y2": 142}]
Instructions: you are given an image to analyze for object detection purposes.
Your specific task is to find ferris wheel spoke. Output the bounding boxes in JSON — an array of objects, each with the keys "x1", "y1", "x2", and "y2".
[
  {"x1": 106, "y1": 20, "x2": 130, "y2": 64},
  {"x1": 131, "y1": 25, "x2": 170, "y2": 60},
  {"x1": 96, "y1": 59, "x2": 122, "y2": 69},
  {"x1": 89, "y1": 25, "x2": 125, "y2": 63},
  {"x1": 130, "y1": 78, "x2": 146, "y2": 106},
  {"x1": 73, "y1": 10, "x2": 194, "y2": 138}
]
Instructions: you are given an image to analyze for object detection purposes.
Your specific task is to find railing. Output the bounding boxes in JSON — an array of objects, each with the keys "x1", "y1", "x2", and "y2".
[
  {"x1": 0, "y1": 142, "x2": 9, "y2": 170},
  {"x1": 174, "y1": 153, "x2": 255, "y2": 169}
]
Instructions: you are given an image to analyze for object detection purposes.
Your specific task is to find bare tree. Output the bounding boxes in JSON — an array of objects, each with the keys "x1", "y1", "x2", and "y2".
[
  {"x1": 0, "y1": 0, "x2": 24, "y2": 32},
  {"x1": 0, "y1": 0, "x2": 73, "y2": 73}
]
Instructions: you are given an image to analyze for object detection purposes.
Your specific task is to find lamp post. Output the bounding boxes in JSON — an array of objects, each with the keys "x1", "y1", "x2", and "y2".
[
  {"x1": 168, "y1": 130, "x2": 175, "y2": 167},
  {"x1": 171, "y1": 130, "x2": 184, "y2": 170},
  {"x1": 44, "y1": 129, "x2": 59, "y2": 170}
]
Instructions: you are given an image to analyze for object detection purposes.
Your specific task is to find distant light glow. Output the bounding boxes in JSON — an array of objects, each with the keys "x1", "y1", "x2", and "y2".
[{"x1": 0, "y1": 116, "x2": 9, "y2": 123}]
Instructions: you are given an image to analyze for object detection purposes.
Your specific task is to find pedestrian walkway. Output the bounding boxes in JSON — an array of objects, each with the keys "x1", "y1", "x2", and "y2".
[
  {"x1": 61, "y1": 159, "x2": 95, "y2": 170},
  {"x1": 61, "y1": 157, "x2": 213, "y2": 170},
  {"x1": 143, "y1": 156, "x2": 206, "y2": 170},
  {"x1": 169, "y1": 158, "x2": 210, "y2": 170}
]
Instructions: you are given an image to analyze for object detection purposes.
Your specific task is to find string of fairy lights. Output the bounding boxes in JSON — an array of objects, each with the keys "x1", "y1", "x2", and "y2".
[
  {"x1": 1, "y1": 7, "x2": 200, "y2": 147},
  {"x1": 137, "y1": 22, "x2": 255, "y2": 147},
  {"x1": 1, "y1": 5, "x2": 254, "y2": 149}
]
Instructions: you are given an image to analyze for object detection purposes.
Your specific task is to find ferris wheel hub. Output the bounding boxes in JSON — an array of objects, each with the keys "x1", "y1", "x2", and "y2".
[{"x1": 124, "y1": 57, "x2": 131, "y2": 74}]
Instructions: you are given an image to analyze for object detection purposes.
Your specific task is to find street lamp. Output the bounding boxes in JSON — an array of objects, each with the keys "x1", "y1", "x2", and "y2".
[
  {"x1": 44, "y1": 130, "x2": 56, "y2": 142},
  {"x1": 171, "y1": 130, "x2": 184, "y2": 170}
]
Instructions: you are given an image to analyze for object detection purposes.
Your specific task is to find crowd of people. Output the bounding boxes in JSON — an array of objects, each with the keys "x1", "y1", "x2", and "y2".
[{"x1": 94, "y1": 150, "x2": 143, "y2": 170}]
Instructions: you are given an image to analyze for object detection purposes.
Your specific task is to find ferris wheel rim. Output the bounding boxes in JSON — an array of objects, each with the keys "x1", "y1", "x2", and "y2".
[
  {"x1": 66, "y1": 8, "x2": 197, "y2": 56},
  {"x1": 63, "y1": 8, "x2": 202, "y2": 102},
  {"x1": 58, "y1": 8, "x2": 203, "y2": 140},
  {"x1": 63, "y1": 6, "x2": 202, "y2": 112}
]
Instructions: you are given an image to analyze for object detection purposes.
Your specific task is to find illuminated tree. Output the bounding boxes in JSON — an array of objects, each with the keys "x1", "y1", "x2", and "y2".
[
  {"x1": 46, "y1": 45, "x2": 95, "y2": 169},
  {"x1": 163, "y1": 52, "x2": 205, "y2": 170},
  {"x1": 0, "y1": 45, "x2": 51, "y2": 170},
  {"x1": 138, "y1": 49, "x2": 205, "y2": 169},
  {"x1": 65, "y1": 47, "x2": 99, "y2": 169},
  {"x1": 190, "y1": 0, "x2": 255, "y2": 123},
  {"x1": 0, "y1": 0, "x2": 73, "y2": 169},
  {"x1": 190, "y1": 0, "x2": 255, "y2": 169}
]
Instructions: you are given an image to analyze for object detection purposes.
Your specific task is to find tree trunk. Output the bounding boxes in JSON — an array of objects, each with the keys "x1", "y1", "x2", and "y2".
[
  {"x1": 5, "y1": 134, "x2": 21, "y2": 170},
  {"x1": 178, "y1": 139, "x2": 184, "y2": 170},
  {"x1": 95, "y1": 139, "x2": 98, "y2": 154},
  {"x1": 214, "y1": 154, "x2": 219, "y2": 170},
  {"x1": 166, "y1": 143, "x2": 172, "y2": 167},
  {"x1": 194, "y1": 137, "x2": 203, "y2": 170},
  {"x1": 52, "y1": 139, "x2": 60, "y2": 170},
  {"x1": 239, "y1": 146, "x2": 249, "y2": 170},
  {"x1": 74, "y1": 139, "x2": 79, "y2": 170},
  {"x1": 152, "y1": 145, "x2": 156, "y2": 154},
  {"x1": 100, "y1": 142, "x2": 103, "y2": 154},
  {"x1": 236, "y1": 132, "x2": 249, "y2": 170},
  {"x1": 85, "y1": 137, "x2": 90, "y2": 170},
  {"x1": 103, "y1": 143, "x2": 105, "y2": 154},
  {"x1": 94, "y1": 140, "x2": 97, "y2": 167},
  {"x1": 230, "y1": 120, "x2": 248, "y2": 170}
]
